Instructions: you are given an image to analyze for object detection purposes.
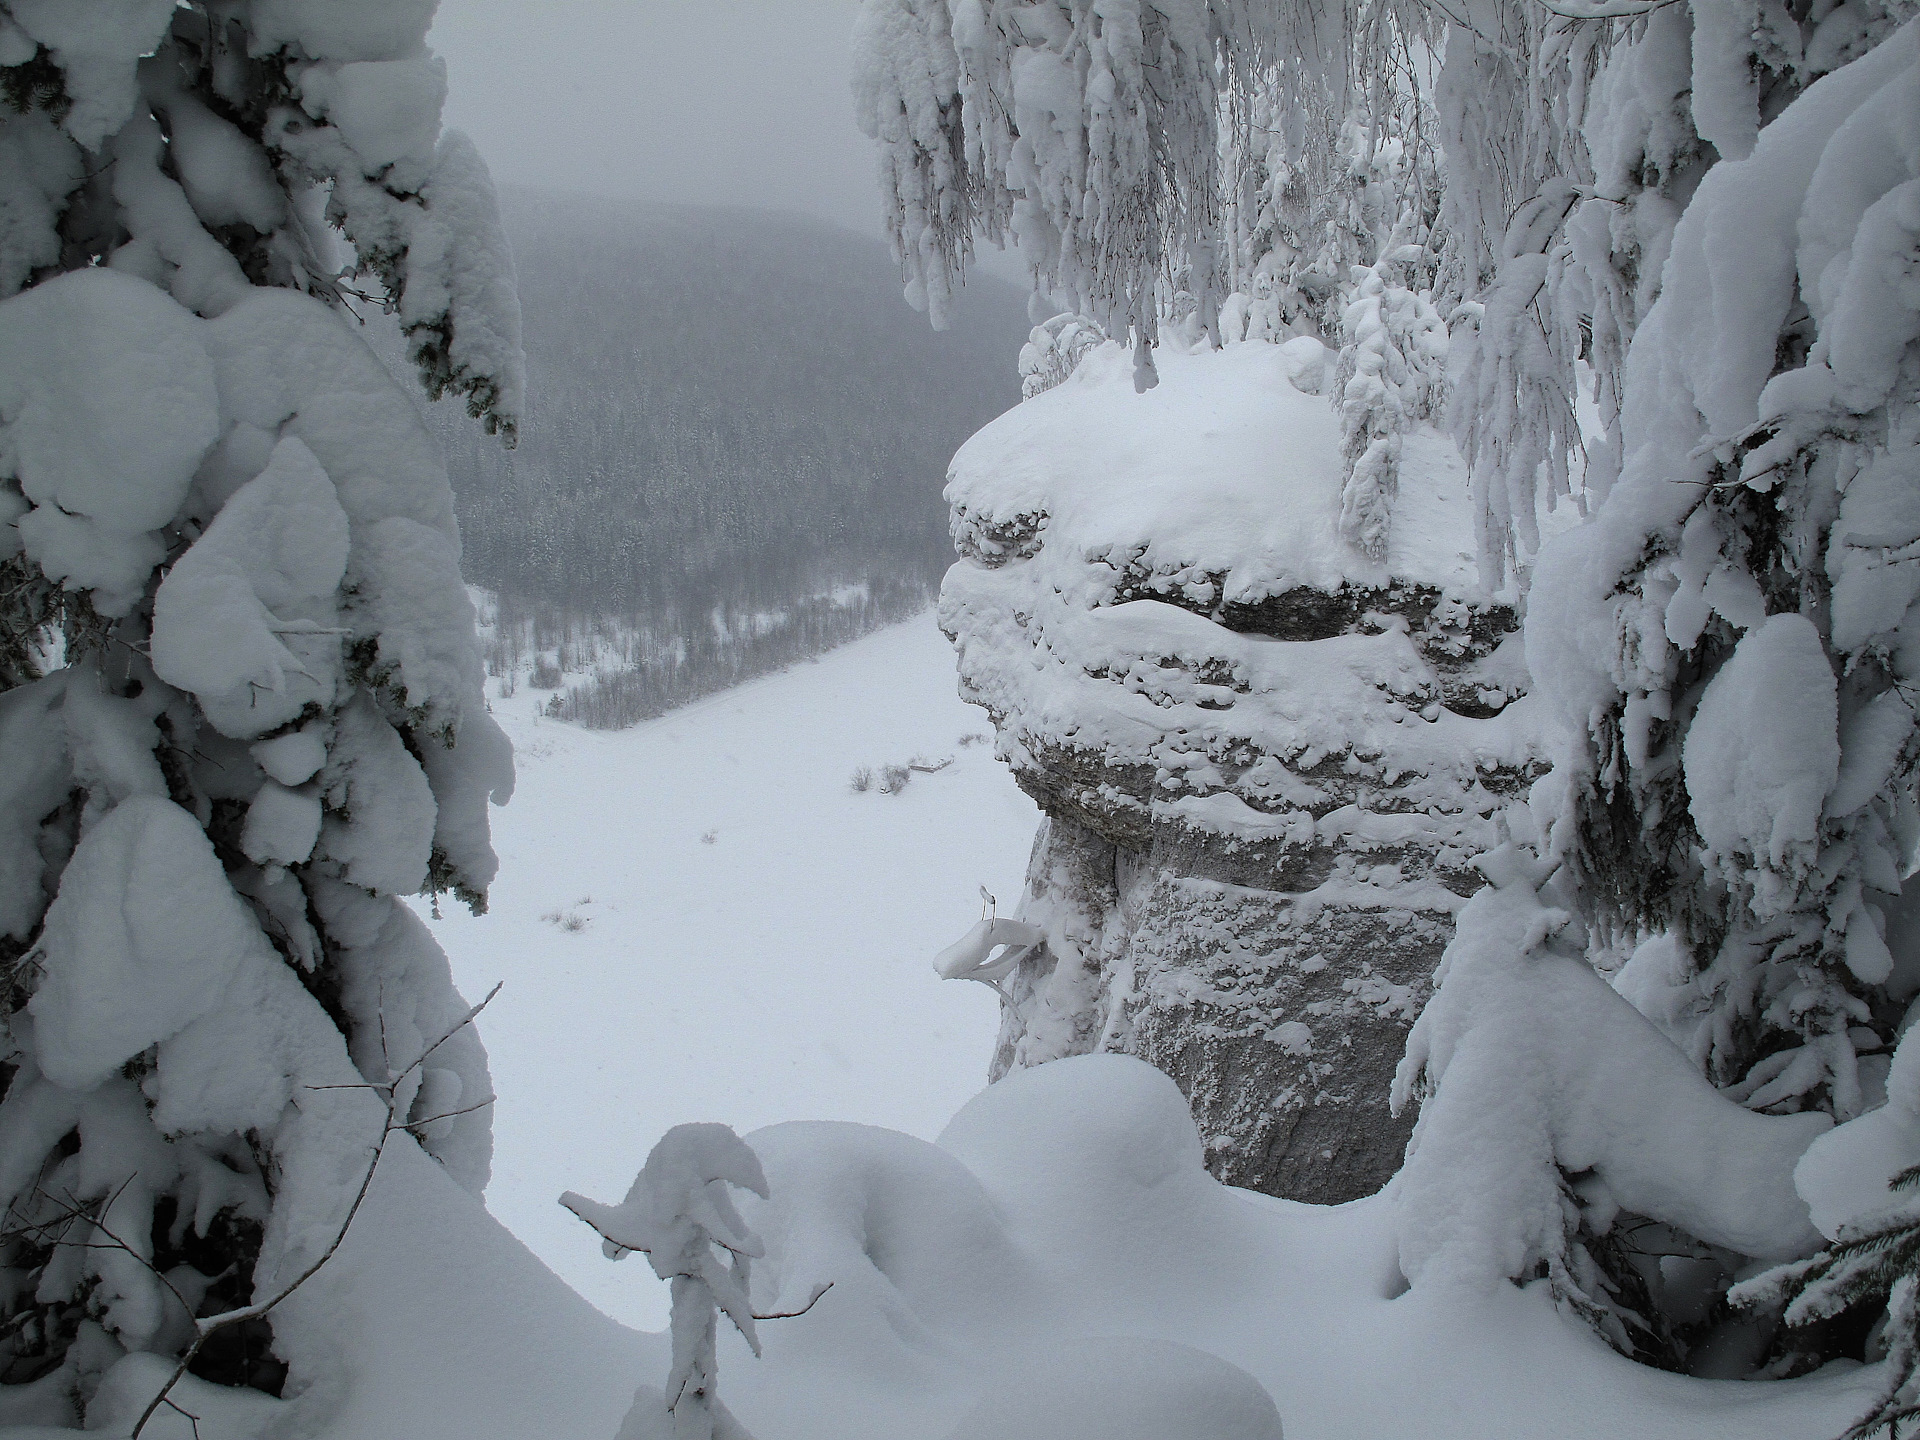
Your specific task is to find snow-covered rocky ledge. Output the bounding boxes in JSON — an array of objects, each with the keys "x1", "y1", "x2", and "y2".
[{"x1": 940, "y1": 338, "x2": 1546, "y2": 1201}]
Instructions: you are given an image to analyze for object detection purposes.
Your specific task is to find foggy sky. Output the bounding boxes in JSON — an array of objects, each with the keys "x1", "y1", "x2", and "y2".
[
  {"x1": 431, "y1": 1, "x2": 878, "y2": 233},
  {"x1": 429, "y1": 1, "x2": 1030, "y2": 290}
]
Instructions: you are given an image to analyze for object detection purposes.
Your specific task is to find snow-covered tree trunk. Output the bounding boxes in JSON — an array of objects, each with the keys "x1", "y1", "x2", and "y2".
[{"x1": 0, "y1": 2, "x2": 521, "y2": 1425}]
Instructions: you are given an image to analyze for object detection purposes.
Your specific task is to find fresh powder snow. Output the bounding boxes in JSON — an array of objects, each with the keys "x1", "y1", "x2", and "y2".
[{"x1": 412, "y1": 614, "x2": 1038, "y2": 1331}]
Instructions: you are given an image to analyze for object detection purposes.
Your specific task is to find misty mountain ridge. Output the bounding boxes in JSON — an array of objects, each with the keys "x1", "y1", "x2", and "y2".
[{"x1": 438, "y1": 188, "x2": 1028, "y2": 597}]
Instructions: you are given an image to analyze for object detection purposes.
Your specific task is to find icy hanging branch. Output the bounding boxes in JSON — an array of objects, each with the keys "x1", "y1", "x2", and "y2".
[{"x1": 852, "y1": 0, "x2": 1223, "y2": 378}]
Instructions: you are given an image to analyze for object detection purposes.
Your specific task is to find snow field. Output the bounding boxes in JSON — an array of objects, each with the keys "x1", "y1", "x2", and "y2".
[
  {"x1": 717, "y1": 1052, "x2": 1874, "y2": 1440},
  {"x1": 414, "y1": 613, "x2": 1038, "y2": 1330}
]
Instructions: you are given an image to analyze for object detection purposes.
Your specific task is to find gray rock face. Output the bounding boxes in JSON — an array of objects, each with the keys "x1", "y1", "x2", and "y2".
[{"x1": 974, "y1": 583, "x2": 1534, "y2": 1202}]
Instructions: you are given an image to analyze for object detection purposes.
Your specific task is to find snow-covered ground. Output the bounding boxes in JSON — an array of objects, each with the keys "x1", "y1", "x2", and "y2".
[
  {"x1": 413, "y1": 613, "x2": 1038, "y2": 1328},
  {"x1": 383, "y1": 610, "x2": 1885, "y2": 1440}
]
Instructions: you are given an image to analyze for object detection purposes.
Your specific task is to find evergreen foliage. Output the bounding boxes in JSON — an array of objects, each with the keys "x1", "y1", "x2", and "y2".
[
  {"x1": 1747, "y1": 1164, "x2": 1920, "y2": 1438},
  {"x1": 0, "y1": 2, "x2": 516, "y2": 1424}
]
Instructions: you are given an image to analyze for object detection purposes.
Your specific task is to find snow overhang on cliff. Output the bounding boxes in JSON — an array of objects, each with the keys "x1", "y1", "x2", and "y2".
[{"x1": 943, "y1": 338, "x2": 1488, "y2": 610}]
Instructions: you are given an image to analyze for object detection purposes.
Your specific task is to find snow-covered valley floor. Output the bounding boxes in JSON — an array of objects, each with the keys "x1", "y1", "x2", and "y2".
[
  {"x1": 413, "y1": 612, "x2": 1038, "y2": 1330},
  {"x1": 389, "y1": 611, "x2": 1882, "y2": 1440}
]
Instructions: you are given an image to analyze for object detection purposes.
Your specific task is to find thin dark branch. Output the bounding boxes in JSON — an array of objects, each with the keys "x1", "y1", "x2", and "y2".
[
  {"x1": 129, "y1": 982, "x2": 505, "y2": 1437},
  {"x1": 398, "y1": 1096, "x2": 497, "y2": 1132},
  {"x1": 752, "y1": 1281, "x2": 834, "y2": 1322}
]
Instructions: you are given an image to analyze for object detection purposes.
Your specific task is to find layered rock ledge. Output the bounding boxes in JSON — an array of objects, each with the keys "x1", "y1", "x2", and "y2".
[{"x1": 940, "y1": 340, "x2": 1546, "y2": 1202}]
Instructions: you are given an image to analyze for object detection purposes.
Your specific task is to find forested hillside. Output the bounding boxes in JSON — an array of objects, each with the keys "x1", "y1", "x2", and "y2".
[{"x1": 425, "y1": 191, "x2": 1028, "y2": 724}]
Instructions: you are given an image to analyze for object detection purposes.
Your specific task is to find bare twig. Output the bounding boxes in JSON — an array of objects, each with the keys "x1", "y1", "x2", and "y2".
[
  {"x1": 127, "y1": 983, "x2": 503, "y2": 1438},
  {"x1": 751, "y1": 1281, "x2": 834, "y2": 1322},
  {"x1": 398, "y1": 1096, "x2": 498, "y2": 1133},
  {"x1": 24, "y1": 1184, "x2": 198, "y2": 1324}
]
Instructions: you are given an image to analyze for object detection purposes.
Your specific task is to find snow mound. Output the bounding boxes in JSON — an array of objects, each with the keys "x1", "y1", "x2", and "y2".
[
  {"x1": 946, "y1": 340, "x2": 1481, "y2": 606},
  {"x1": 941, "y1": 1335, "x2": 1285, "y2": 1440},
  {"x1": 1395, "y1": 845, "x2": 1829, "y2": 1294},
  {"x1": 743, "y1": 1120, "x2": 1033, "y2": 1358}
]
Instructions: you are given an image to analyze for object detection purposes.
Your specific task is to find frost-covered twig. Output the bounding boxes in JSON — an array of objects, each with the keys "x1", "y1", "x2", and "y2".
[{"x1": 127, "y1": 983, "x2": 502, "y2": 1438}]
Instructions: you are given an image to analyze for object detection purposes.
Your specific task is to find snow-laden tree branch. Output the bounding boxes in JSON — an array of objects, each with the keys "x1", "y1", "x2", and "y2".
[{"x1": 0, "y1": 2, "x2": 521, "y2": 1425}]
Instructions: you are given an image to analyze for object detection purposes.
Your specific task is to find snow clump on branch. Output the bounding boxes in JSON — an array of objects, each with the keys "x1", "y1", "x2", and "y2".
[{"x1": 0, "y1": 0, "x2": 521, "y2": 1427}]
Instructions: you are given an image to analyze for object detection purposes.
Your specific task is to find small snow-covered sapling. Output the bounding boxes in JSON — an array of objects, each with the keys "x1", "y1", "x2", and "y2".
[{"x1": 562, "y1": 1124, "x2": 770, "y2": 1440}]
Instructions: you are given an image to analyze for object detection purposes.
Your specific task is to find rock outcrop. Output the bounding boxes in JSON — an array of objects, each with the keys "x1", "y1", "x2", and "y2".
[{"x1": 940, "y1": 339, "x2": 1546, "y2": 1202}]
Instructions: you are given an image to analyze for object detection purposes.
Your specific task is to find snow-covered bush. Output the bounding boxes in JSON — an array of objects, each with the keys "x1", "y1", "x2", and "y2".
[
  {"x1": 1018, "y1": 313, "x2": 1108, "y2": 399},
  {"x1": 564, "y1": 1124, "x2": 772, "y2": 1440},
  {"x1": 0, "y1": 2, "x2": 519, "y2": 1426}
]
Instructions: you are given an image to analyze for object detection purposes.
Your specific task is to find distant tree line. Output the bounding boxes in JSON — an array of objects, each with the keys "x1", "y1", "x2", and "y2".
[{"x1": 419, "y1": 190, "x2": 1028, "y2": 722}]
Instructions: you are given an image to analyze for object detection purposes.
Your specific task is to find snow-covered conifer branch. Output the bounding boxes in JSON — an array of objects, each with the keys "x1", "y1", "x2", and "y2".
[
  {"x1": 0, "y1": 4, "x2": 519, "y2": 1422},
  {"x1": 121, "y1": 983, "x2": 502, "y2": 1438}
]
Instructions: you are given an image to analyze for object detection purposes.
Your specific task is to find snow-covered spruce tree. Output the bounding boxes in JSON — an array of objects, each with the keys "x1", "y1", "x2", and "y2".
[
  {"x1": 1218, "y1": 68, "x2": 1348, "y2": 343},
  {"x1": 0, "y1": 1, "x2": 520, "y2": 1426},
  {"x1": 1333, "y1": 248, "x2": 1447, "y2": 558},
  {"x1": 1404, "y1": 14, "x2": 1920, "y2": 1379}
]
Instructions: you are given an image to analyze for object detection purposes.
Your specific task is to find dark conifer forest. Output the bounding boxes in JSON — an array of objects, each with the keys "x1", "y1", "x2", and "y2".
[{"x1": 423, "y1": 189, "x2": 1029, "y2": 724}]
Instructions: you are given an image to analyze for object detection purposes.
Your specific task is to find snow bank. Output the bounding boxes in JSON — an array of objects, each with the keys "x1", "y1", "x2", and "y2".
[
  {"x1": 941, "y1": 1335, "x2": 1285, "y2": 1440},
  {"x1": 682, "y1": 1050, "x2": 1872, "y2": 1439},
  {"x1": 1395, "y1": 844, "x2": 1828, "y2": 1293}
]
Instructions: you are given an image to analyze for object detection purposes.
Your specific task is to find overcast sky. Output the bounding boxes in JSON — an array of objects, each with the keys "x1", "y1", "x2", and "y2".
[
  {"x1": 431, "y1": 1, "x2": 878, "y2": 232},
  {"x1": 429, "y1": 1, "x2": 1030, "y2": 289}
]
